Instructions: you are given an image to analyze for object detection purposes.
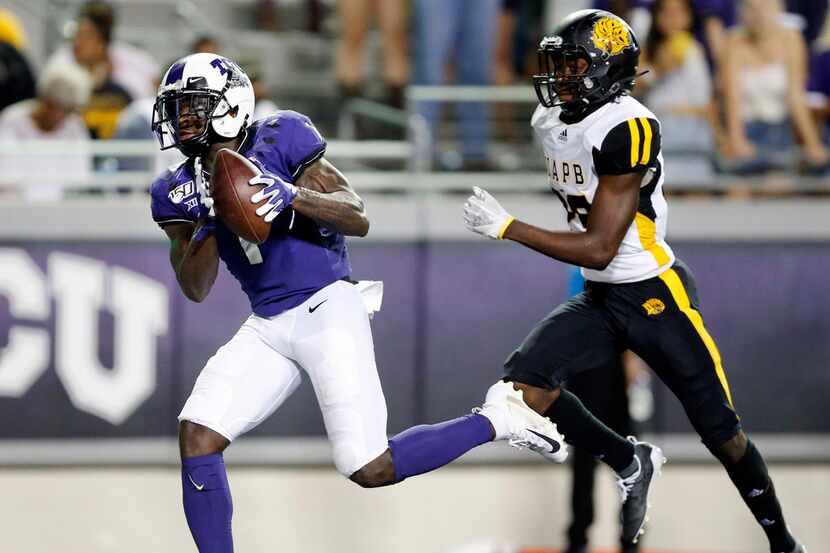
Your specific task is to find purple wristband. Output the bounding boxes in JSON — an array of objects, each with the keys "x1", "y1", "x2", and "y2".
[{"x1": 192, "y1": 219, "x2": 216, "y2": 242}]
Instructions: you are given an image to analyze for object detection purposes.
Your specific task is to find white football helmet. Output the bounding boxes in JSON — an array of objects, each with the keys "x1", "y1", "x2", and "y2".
[{"x1": 152, "y1": 53, "x2": 255, "y2": 157}]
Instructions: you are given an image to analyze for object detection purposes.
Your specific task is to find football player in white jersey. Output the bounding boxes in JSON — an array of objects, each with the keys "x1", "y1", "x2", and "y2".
[{"x1": 464, "y1": 10, "x2": 806, "y2": 553}]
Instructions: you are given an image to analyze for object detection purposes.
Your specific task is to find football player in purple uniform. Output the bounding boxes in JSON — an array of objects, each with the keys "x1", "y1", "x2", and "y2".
[{"x1": 150, "y1": 53, "x2": 566, "y2": 553}]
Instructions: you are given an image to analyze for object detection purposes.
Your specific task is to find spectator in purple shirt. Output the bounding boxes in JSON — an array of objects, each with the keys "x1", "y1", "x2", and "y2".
[
  {"x1": 592, "y1": 0, "x2": 652, "y2": 39},
  {"x1": 721, "y1": 0, "x2": 827, "y2": 172},
  {"x1": 693, "y1": 0, "x2": 737, "y2": 69},
  {"x1": 785, "y1": 0, "x2": 829, "y2": 48},
  {"x1": 807, "y1": 35, "x2": 830, "y2": 141}
]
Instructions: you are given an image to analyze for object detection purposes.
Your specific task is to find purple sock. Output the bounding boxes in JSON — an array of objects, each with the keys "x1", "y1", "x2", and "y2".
[
  {"x1": 182, "y1": 453, "x2": 233, "y2": 553},
  {"x1": 388, "y1": 413, "x2": 493, "y2": 482}
]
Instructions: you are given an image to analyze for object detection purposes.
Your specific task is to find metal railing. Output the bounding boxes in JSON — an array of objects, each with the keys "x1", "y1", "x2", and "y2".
[{"x1": 3, "y1": 138, "x2": 830, "y2": 196}]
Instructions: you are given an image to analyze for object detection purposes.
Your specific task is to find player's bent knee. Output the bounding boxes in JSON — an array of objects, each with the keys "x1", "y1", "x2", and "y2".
[
  {"x1": 349, "y1": 449, "x2": 395, "y2": 488},
  {"x1": 707, "y1": 430, "x2": 749, "y2": 465},
  {"x1": 509, "y1": 380, "x2": 562, "y2": 414},
  {"x1": 179, "y1": 420, "x2": 230, "y2": 459}
]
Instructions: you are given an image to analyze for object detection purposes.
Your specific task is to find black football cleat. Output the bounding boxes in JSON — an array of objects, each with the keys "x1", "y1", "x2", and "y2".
[{"x1": 617, "y1": 437, "x2": 666, "y2": 544}]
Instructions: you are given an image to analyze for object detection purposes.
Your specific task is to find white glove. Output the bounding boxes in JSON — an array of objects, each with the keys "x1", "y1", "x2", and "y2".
[
  {"x1": 193, "y1": 157, "x2": 215, "y2": 218},
  {"x1": 463, "y1": 186, "x2": 515, "y2": 240},
  {"x1": 250, "y1": 173, "x2": 298, "y2": 223}
]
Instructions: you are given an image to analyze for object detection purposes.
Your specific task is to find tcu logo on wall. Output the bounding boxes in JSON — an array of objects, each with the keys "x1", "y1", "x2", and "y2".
[{"x1": 0, "y1": 249, "x2": 169, "y2": 424}]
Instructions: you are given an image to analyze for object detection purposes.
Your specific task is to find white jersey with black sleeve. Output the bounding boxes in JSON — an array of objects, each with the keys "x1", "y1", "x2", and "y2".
[{"x1": 531, "y1": 95, "x2": 675, "y2": 284}]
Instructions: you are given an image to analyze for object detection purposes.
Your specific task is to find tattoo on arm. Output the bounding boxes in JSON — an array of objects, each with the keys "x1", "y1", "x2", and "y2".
[{"x1": 292, "y1": 158, "x2": 370, "y2": 237}]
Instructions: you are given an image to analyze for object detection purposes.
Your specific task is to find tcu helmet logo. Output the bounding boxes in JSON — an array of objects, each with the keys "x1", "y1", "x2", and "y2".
[
  {"x1": 0, "y1": 250, "x2": 169, "y2": 424},
  {"x1": 210, "y1": 57, "x2": 229, "y2": 75}
]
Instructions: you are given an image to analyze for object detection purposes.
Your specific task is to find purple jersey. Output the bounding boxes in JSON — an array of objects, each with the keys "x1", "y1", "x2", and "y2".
[
  {"x1": 808, "y1": 50, "x2": 830, "y2": 103},
  {"x1": 150, "y1": 110, "x2": 352, "y2": 317},
  {"x1": 693, "y1": 0, "x2": 737, "y2": 27}
]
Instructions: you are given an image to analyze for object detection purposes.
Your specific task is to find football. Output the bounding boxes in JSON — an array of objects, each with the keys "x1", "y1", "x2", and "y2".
[{"x1": 211, "y1": 148, "x2": 270, "y2": 244}]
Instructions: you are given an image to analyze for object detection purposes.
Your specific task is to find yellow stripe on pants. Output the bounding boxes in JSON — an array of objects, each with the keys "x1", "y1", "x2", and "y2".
[{"x1": 658, "y1": 268, "x2": 735, "y2": 407}]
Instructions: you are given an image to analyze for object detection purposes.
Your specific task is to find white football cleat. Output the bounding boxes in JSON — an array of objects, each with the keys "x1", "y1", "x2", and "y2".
[{"x1": 475, "y1": 381, "x2": 568, "y2": 463}]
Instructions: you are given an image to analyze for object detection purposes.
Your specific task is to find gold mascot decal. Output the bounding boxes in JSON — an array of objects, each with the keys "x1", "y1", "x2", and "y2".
[
  {"x1": 592, "y1": 17, "x2": 631, "y2": 56},
  {"x1": 642, "y1": 298, "x2": 666, "y2": 316}
]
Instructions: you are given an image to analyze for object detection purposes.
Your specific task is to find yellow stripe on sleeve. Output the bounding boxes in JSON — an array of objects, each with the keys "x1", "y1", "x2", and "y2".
[
  {"x1": 634, "y1": 212, "x2": 671, "y2": 266},
  {"x1": 627, "y1": 119, "x2": 640, "y2": 167},
  {"x1": 659, "y1": 268, "x2": 735, "y2": 408},
  {"x1": 639, "y1": 117, "x2": 652, "y2": 165}
]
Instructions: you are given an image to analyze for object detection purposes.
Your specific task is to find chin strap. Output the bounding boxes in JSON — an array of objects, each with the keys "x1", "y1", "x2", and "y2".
[{"x1": 561, "y1": 69, "x2": 648, "y2": 118}]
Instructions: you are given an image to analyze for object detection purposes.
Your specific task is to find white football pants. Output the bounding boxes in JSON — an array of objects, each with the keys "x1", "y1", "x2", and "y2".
[{"x1": 178, "y1": 280, "x2": 389, "y2": 476}]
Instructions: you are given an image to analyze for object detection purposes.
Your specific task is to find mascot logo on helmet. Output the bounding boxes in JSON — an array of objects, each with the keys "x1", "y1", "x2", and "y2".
[{"x1": 592, "y1": 16, "x2": 631, "y2": 56}]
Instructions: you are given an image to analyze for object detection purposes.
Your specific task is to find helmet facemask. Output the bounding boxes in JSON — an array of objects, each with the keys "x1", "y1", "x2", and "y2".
[
  {"x1": 533, "y1": 44, "x2": 596, "y2": 113},
  {"x1": 152, "y1": 88, "x2": 231, "y2": 157}
]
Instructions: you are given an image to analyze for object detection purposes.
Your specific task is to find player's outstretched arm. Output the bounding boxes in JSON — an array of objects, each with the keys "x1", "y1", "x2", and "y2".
[
  {"x1": 464, "y1": 172, "x2": 641, "y2": 270},
  {"x1": 291, "y1": 158, "x2": 370, "y2": 237},
  {"x1": 504, "y1": 173, "x2": 641, "y2": 269},
  {"x1": 164, "y1": 220, "x2": 219, "y2": 302}
]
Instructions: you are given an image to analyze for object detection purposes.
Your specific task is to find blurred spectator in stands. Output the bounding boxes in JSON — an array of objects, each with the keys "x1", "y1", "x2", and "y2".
[
  {"x1": 493, "y1": 1, "x2": 546, "y2": 150},
  {"x1": 47, "y1": 1, "x2": 159, "y2": 102},
  {"x1": 593, "y1": 0, "x2": 652, "y2": 40},
  {"x1": 784, "y1": 0, "x2": 829, "y2": 49},
  {"x1": 252, "y1": 74, "x2": 280, "y2": 122},
  {"x1": 495, "y1": 0, "x2": 547, "y2": 83},
  {"x1": 0, "y1": 8, "x2": 27, "y2": 51},
  {"x1": 192, "y1": 34, "x2": 221, "y2": 55},
  {"x1": 639, "y1": 0, "x2": 714, "y2": 153},
  {"x1": 694, "y1": 0, "x2": 737, "y2": 69},
  {"x1": 67, "y1": 3, "x2": 133, "y2": 139},
  {"x1": 414, "y1": 0, "x2": 500, "y2": 170},
  {"x1": 111, "y1": 73, "x2": 181, "y2": 175},
  {"x1": 495, "y1": 1, "x2": 521, "y2": 87},
  {"x1": 0, "y1": 9, "x2": 35, "y2": 112},
  {"x1": 336, "y1": 0, "x2": 408, "y2": 110},
  {"x1": 256, "y1": 0, "x2": 279, "y2": 31},
  {"x1": 721, "y1": 0, "x2": 828, "y2": 173},
  {"x1": 256, "y1": 0, "x2": 325, "y2": 33},
  {"x1": 807, "y1": 18, "x2": 830, "y2": 141},
  {"x1": 237, "y1": 57, "x2": 280, "y2": 121},
  {"x1": 0, "y1": 62, "x2": 92, "y2": 201}
]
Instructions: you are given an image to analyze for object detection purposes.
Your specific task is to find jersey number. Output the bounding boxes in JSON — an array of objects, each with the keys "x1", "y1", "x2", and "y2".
[{"x1": 554, "y1": 191, "x2": 592, "y2": 227}]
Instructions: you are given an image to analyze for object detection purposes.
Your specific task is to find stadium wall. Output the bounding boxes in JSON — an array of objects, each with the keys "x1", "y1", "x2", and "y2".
[
  {"x1": 0, "y1": 196, "x2": 829, "y2": 463},
  {"x1": 1, "y1": 198, "x2": 828, "y2": 553}
]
